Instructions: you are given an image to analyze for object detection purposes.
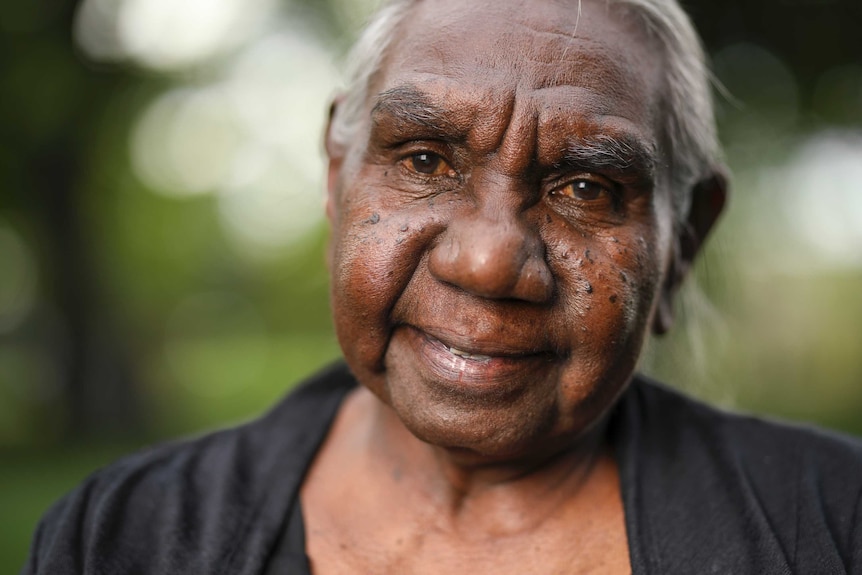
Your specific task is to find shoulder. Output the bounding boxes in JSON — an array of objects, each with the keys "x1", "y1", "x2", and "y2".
[
  {"x1": 23, "y1": 361, "x2": 356, "y2": 575},
  {"x1": 629, "y1": 374, "x2": 862, "y2": 478},
  {"x1": 620, "y1": 375, "x2": 862, "y2": 573}
]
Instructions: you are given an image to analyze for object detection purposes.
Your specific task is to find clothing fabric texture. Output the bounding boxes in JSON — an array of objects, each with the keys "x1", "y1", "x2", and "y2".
[{"x1": 23, "y1": 361, "x2": 862, "y2": 574}]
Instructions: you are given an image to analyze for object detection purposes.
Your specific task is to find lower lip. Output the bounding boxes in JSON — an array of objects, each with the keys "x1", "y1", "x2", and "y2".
[{"x1": 399, "y1": 327, "x2": 555, "y2": 396}]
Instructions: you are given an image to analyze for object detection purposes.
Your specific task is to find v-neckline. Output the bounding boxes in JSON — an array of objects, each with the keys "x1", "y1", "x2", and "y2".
[{"x1": 258, "y1": 363, "x2": 650, "y2": 575}]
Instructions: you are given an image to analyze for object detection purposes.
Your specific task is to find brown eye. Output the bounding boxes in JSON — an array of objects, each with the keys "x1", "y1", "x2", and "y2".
[
  {"x1": 403, "y1": 152, "x2": 454, "y2": 177},
  {"x1": 557, "y1": 179, "x2": 608, "y2": 201}
]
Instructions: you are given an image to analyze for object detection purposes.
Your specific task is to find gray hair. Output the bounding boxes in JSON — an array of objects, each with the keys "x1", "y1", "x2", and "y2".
[{"x1": 329, "y1": 0, "x2": 721, "y2": 222}]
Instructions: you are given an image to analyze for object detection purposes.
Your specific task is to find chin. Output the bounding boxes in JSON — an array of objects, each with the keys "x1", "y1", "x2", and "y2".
[{"x1": 382, "y1": 374, "x2": 593, "y2": 466}]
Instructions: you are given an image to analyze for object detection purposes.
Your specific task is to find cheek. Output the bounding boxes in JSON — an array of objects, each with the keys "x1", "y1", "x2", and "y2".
[
  {"x1": 604, "y1": 234, "x2": 665, "y2": 339},
  {"x1": 329, "y1": 186, "x2": 449, "y2": 375},
  {"x1": 548, "y1": 227, "x2": 664, "y2": 360}
]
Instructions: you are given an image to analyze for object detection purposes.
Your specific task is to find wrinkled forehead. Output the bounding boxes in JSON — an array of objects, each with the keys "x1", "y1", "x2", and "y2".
[{"x1": 373, "y1": 0, "x2": 665, "y2": 125}]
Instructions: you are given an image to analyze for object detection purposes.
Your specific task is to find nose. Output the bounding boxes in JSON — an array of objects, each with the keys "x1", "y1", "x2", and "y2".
[{"x1": 428, "y1": 204, "x2": 554, "y2": 303}]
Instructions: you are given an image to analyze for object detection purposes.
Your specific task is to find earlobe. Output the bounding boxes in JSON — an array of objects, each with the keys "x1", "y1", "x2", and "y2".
[{"x1": 652, "y1": 169, "x2": 729, "y2": 335}]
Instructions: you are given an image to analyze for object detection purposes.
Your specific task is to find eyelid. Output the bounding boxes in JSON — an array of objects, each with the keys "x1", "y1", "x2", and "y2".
[
  {"x1": 548, "y1": 172, "x2": 617, "y2": 195},
  {"x1": 395, "y1": 138, "x2": 451, "y2": 154}
]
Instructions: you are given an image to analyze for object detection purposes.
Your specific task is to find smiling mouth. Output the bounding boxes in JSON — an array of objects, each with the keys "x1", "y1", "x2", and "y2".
[
  {"x1": 395, "y1": 325, "x2": 557, "y2": 394},
  {"x1": 418, "y1": 325, "x2": 548, "y2": 361}
]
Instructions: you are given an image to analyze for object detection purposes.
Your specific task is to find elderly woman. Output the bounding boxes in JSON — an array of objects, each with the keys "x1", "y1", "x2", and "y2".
[{"x1": 24, "y1": 0, "x2": 862, "y2": 573}]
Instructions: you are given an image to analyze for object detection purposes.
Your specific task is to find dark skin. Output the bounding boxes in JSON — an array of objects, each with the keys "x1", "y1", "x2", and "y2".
[{"x1": 303, "y1": 0, "x2": 727, "y2": 572}]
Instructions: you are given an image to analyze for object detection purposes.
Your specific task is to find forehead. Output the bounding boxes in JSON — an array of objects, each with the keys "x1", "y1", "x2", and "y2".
[{"x1": 372, "y1": 0, "x2": 665, "y2": 155}]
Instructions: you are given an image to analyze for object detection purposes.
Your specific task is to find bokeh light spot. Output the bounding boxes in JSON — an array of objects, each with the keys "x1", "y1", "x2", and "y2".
[
  {"x1": 131, "y1": 88, "x2": 241, "y2": 198},
  {"x1": 784, "y1": 130, "x2": 862, "y2": 269},
  {"x1": 74, "y1": 0, "x2": 277, "y2": 70}
]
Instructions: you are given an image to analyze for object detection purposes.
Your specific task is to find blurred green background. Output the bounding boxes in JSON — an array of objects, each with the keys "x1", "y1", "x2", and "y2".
[{"x1": 1, "y1": 0, "x2": 861, "y2": 570}]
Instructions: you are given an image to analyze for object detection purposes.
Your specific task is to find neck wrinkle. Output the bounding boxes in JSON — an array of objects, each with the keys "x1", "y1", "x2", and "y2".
[{"x1": 366, "y1": 393, "x2": 613, "y2": 533}]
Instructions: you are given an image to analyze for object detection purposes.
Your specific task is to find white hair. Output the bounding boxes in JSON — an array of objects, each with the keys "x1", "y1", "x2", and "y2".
[{"x1": 329, "y1": 0, "x2": 721, "y2": 221}]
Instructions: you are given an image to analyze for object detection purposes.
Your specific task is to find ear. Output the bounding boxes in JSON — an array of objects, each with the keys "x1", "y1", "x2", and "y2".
[
  {"x1": 653, "y1": 169, "x2": 729, "y2": 335},
  {"x1": 324, "y1": 95, "x2": 347, "y2": 225}
]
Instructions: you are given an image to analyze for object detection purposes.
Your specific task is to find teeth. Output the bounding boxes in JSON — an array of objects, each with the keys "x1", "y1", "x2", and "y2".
[{"x1": 447, "y1": 346, "x2": 492, "y2": 361}]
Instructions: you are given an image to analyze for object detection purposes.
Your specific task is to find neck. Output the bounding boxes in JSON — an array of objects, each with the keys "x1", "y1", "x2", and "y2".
[{"x1": 357, "y1": 387, "x2": 615, "y2": 532}]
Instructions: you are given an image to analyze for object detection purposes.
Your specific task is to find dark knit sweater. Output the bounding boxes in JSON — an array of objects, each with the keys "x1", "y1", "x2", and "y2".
[{"x1": 23, "y1": 362, "x2": 862, "y2": 574}]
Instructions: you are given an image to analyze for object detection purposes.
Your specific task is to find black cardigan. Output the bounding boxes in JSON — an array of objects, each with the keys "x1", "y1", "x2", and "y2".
[{"x1": 22, "y1": 361, "x2": 862, "y2": 574}]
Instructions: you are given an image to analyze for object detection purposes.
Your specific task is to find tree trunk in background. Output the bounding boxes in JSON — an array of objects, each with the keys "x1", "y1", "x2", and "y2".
[
  {"x1": 33, "y1": 145, "x2": 145, "y2": 440},
  {"x1": 0, "y1": 0, "x2": 144, "y2": 442}
]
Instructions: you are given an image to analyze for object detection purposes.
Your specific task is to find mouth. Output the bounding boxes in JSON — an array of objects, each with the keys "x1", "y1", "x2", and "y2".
[
  {"x1": 394, "y1": 325, "x2": 558, "y2": 395},
  {"x1": 422, "y1": 328, "x2": 547, "y2": 362}
]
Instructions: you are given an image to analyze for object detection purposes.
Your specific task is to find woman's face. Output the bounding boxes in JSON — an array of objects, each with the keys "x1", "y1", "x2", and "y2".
[{"x1": 327, "y1": 0, "x2": 682, "y2": 463}]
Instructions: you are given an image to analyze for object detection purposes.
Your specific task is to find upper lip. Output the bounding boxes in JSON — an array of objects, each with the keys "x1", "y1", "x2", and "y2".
[{"x1": 409, "y1": 323, "x2": 555, "y2": 359}]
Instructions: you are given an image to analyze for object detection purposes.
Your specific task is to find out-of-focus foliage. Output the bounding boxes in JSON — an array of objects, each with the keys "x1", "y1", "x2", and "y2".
[
  {"x1": 1, "y1": 0, "x2": 860, "y2": 570},
  {"x1": 644, "y1": 0, "x2": 862, "y2": 424}
]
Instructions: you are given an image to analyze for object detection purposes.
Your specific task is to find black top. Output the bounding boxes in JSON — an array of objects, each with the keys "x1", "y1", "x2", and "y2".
[{"x1": 22, "y1": 361, "x2": 862, "y2": 574}]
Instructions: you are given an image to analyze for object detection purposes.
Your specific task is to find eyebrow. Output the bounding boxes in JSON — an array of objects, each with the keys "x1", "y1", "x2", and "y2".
[
  {"x1": 560, "y1": 133, "x2": 658, "y2": 182},
  {"x1": 372, "y1": 85, "x2": 659, "y2": 182},
  {"x1": 370, "y1": 86, "x2": 465, "y2": 141}
]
